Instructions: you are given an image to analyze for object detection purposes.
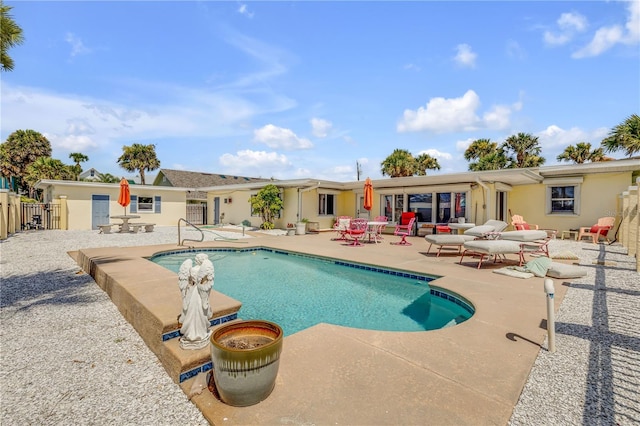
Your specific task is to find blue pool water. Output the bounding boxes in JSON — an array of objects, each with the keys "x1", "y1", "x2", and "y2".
[{"x1": 150, "y1": 248, "x2": 474, "y2": 336}]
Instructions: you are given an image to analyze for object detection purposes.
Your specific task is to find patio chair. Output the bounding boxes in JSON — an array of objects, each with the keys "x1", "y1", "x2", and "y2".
[
  {"x1": 577, "y1": 217, "x2": 615, "y2": 244},
  {"x1": 333, "y1": 216, "x2": 352, "y2": 241},
  {"x1": 511, "y1": 214, "x2": 539, "y2": 230},
  {"x1": 345, "y1": 218, "x2": 369, "y2": 246},
  {"x1": 391, "y1": 216, "x2": 416, "y2": 246}
]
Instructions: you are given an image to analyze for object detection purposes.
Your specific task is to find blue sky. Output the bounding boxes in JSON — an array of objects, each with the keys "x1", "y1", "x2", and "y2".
[{"x1": 1, "y1": 1, "x2": 638, "y2": 182}]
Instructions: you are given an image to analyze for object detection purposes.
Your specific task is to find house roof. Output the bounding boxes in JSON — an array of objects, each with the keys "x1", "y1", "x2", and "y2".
[{"x1": 153, "y1": 169, "x2": 271, "y2": 200}]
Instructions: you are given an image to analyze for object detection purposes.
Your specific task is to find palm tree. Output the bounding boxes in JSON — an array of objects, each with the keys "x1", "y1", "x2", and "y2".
[
  {"x1": 601, "y1": 114, "x2": 640, "y2": 158},
  {"x1": 502, "y1": 132, "x2": 546, "y2": 168},
  {"x1": 0, "y1": 2, "x2": 24, "y2": 72},
  {"x1": 23, "y1": 157, "x2": 74, "y2": 197},
  {"x1": 69, "y1": 152, "x2": 89, "y2": 180},
  {"x1": 556, "y1": 142, "x2": 608, "y2": 164},
  {"x1": 97, "y1": 172, "x2": 120, "y2": 183},
  {"x1": 414, "y1": 153, "x2": 441, "y2": 176},
  {"x1": 380, "y1": 149, "x2": 417, "y2": 177},
  {"x1": 117, "y1": 143, "x2": 160, "y2": 185},
  {"x1": 0, "y1": 129, "x2": 52, "y2": 192},
  {"x1": 464, "y1": 138, "x2": 509, "y2": 171}
]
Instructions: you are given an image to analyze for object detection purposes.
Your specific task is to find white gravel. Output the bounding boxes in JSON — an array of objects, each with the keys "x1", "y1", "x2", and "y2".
[{"x1": 1, "y1": 228, "x2": 638, "y2": 425}]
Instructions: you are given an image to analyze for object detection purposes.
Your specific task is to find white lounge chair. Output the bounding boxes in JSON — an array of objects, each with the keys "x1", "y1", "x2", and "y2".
[{"x1": 424, "y1": 220, "x2": 508, "y2": 257}]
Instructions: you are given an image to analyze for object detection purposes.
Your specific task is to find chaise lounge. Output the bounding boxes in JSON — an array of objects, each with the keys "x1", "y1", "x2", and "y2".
[
  {"x1": 459, "y1": 229, "x2": 553, "y2": 269},
  {"x1": 424, "y1": 219, "x2": 508, "y2": 257}
]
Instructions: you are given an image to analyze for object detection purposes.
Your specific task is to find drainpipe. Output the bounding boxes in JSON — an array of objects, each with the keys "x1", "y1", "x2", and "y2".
[
  {"x1": 475, "y1": 178, "x2": 490, "y2": 223},
  {"x1": 297, "y1": 182, "x2": 321, "y2": 222}
]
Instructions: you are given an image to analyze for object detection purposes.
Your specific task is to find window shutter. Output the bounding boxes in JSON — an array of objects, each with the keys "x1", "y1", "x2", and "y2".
[
  {"x1": 154, "y1": 196, "x2": 161, "y2": 213},
  {"x1": 130, "y1": 195, "x2": 138, "y2": 213}
]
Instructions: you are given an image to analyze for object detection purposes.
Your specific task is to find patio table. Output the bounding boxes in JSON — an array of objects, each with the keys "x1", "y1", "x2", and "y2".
[{"x1": 110, "y1": 215, "x2": 141, "y2": 233}]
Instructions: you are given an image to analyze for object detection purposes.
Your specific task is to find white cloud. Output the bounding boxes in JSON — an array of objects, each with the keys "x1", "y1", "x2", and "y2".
[
  {"x1": 397, "y1": 90, "x2": 520, "y2": 133},
  {"x1": 453, "y1": 44, "x2": 477, "y2": 68},
  {"x1": 537, "y1": 124, "x2": 609, "y2": 150},
  {"x1": 573, "y1": 25, "x2": 625, "y2": 58},
  {"x1": 573, "y1": 1, "x2": 639, "y2": 58},
  {"x1": 544, "y1": 12, "x2": 588, "y2": 46},
  {"x1": 455, "y1": 138, "x2": 476, "y2": 152},
  {"x1": 253, "y1": 124, "x2": 313, "y2": 150},
  {"x1": 237, "y1": 3, "x2": 254, "y2": 18},
  {"x1": 65, "y1": 33, "x2": 91, "y2": 57},
  {"x1": 219, "y1": 149, "x2": 291, "y2": 175},
  {"x1": 417, "y1": 148, "x2": 453, "y2": 161},
  {"x1": 310, "y1": 118, "x2": 332, "y2": 138},
  {"x1": 506, "y1": 40, "x2": 526, "y2": 60}
]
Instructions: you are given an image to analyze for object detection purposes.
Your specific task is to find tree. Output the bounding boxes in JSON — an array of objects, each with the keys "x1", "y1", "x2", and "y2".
[
  {"x1": 69, "y1": 152, "x2": 89, "y2": 180},
  {"x1": 464, "y1": 138, "x2": 509, "y2": 171},
  {"x1": 381, "y1": 149, "x2": 417, "y2": 177},
  {"x1": 601, "y1": 114, "x2": 640, "y2": 158},
  {"x1": 97, "y1": 172, "x2": 120, "y2": 183},
  {"x1": 0, "y1": 2, "x2": 24, "y2": 72},
  {"x1": 0, "y1": 129, "x2": 52, "y2": 192},
  {"x1": 556, "y1": 142, "x2": 608, "y2": 164},
  {"x1": 414, "y1": 153, "x2": 441, "y2": 175},
  {"x1": 502, "y1": 132, "x2": 546, "y2": 168},
  {"x1": 23, "y1": 157, "x2": 74, "y2": 197},
  {"x1": 249, "y1": 184, "x2": 284, "y2": 229},
  {"x1": 117, "y1": 143, "x2": 160, "y2": 185}
]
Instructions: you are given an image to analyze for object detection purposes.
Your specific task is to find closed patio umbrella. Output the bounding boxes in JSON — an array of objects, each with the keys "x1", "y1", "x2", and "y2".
[
  {"x1": 118, "y1": 177, "x2": 131, "y2": 215},
  {"x1": 363, "y1": 177, "x2": 373, "y2": 214}
]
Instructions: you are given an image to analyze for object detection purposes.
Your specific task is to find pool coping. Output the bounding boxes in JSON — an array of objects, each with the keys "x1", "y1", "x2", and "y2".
[{"x1": 75, "y1": 232, "x2": 569, "y2": 425}]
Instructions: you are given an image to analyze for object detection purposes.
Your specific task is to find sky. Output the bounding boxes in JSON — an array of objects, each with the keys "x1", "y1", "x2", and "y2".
[{"x1": 1, "y1": 1, "x2": 639, "y2": 183}]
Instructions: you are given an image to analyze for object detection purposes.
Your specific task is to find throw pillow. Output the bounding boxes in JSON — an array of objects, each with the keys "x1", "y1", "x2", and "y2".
[{"x1": 550, "y1": 250, "x2": 580, "y2": 260}]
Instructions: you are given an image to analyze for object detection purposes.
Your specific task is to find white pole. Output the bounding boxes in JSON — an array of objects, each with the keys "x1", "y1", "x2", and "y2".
[{"x1": 544, "y1": 278, "x2": 556, "y2": 353}]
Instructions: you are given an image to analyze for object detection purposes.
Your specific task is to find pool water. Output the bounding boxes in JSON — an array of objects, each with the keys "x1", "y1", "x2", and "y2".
[{"x1": 151, "y1": 248, "x2": 474, "y2": 336}]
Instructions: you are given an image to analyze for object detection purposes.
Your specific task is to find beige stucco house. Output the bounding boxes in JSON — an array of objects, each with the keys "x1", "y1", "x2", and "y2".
[{"x1": 0, "y1": 158, "x2": 634, "y2": 242}]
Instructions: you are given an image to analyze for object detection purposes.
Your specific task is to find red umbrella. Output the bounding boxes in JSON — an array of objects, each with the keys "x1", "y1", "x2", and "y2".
[
  {"x1": 118, "y1": 178, "x2": 131, "y2": 215},
  {"x1": 363, "y1": 177, "x2": 373, "y2": 212}
]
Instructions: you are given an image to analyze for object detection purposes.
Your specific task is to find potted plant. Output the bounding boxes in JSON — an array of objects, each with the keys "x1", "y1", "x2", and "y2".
[
  {"x1": 286, "y1": 223, "x2": 296, "y2": 236},
  {"x1": 296, "y1": 218, "x2": 308, "y2": 235},
  {"x1": 209, "y1": 320, "x2": 283, "y2": 407}
]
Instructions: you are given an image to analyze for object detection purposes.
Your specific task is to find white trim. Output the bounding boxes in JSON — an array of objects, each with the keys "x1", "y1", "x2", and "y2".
[
  {"x1": 546, "y1": 182, "x2": 581, "y2": 215},
  {"x1": 542, "y1": 177, "x2": 584, "y2": 185}
]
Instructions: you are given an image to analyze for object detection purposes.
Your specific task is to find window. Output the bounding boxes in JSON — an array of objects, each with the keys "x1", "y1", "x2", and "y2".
[
  {"x1": 138, "y1": 196, "x2": 153, "y2": 212},
  {"x1": 544, "y1": 177, "x2": 582, "y2": 215},
  {"x1": 318, "y1": 193, "x2": 335, "y2": 215},
  {"x1": 408, "y1": 193, "x2": 432, "y2": 222},
  {"x1": 129, "y1": 195, "x2": 161, "y2": 213}
]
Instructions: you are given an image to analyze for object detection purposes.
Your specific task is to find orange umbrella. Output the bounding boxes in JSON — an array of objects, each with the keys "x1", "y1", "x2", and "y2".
[
  {"x1": 118, "y1": 178, "x2": 131, "y2": 215},
  {"x1": 363, "y1": 177, "x2": 373, "y2": 212}
]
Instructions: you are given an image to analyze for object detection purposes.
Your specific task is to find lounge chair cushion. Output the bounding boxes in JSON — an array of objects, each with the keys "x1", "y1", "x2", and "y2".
[
  {"x1": 546, "y1": 262, "x2": 588, "y2": 279},
  {"x1": 523, "y1": 256, "x2": 552, "y2": 277},
  {"x1": 463, "y1": 225, "x2": 495, "y2": 237},
  {"x1": 425, "y1": 234, "x2": 475, "y2": 245},
  {"x1": 463, "y1": 240, "x2": 522, "y2": 254},
  {"x1": 499, "y1": 230, "x2": 549, "y2": 241}
]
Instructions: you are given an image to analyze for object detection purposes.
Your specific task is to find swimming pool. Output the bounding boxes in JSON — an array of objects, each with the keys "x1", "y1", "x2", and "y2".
[{"x1": 150, "y1": 247, "x2": 474, "y2": 336}]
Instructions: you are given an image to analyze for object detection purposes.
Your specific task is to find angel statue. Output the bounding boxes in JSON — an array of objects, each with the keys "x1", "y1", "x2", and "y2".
[{"x1": 177, "y1": 253, "x2": 214, "y2": 350}]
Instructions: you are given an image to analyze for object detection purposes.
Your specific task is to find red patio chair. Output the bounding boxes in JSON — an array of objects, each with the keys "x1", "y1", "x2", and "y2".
[
  {"x1": 391, "y1": 216, "x2": 416, "y2": 246},
  {"x1": 345, "y1": 218, "x2": 369, "y2": 247}
]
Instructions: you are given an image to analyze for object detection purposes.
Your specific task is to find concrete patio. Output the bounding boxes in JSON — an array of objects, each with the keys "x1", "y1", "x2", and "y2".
[{"x1": 74, "y1": 229, "x2": 575, "y2": 425}]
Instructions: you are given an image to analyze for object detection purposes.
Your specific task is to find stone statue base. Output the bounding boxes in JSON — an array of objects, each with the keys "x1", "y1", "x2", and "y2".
[{"x1": 179, "y1": 330, "x2": 212, "y2": 350}]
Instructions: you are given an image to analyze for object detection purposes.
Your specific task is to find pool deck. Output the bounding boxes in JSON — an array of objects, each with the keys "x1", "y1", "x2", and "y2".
[{"x1": 74, "y1": 230, "x2": 570, "y2": 425}]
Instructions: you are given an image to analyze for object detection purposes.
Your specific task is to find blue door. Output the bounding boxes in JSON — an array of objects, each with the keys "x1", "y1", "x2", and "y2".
[{"x1": 92, "y1": 195, "x2": 110, "y2": 230}]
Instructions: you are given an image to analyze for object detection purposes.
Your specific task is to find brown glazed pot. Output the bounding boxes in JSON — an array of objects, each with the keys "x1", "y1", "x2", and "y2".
[{"x1": 210, "y1": 320, "x2": 283, "y2": 407}]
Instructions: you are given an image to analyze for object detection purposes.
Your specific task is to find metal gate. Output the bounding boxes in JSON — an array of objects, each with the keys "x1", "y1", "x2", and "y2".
[
  {"x1": 186, "y1": 204, "x2": 207, "y2": 225},
  {"x1": 21, "y1": 203, "x2": 61, "y2": 230}
]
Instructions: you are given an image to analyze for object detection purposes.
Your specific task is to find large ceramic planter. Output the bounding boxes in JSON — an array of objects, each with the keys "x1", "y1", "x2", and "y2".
[
  {"x1": 210, "y1": 320, "x2": 283, "y2": 406},
  {"x1": 295, "y1": 222, "x2": 306, "y2": 235}
]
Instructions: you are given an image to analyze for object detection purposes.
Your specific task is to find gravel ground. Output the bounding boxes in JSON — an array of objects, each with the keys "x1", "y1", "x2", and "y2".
[
  {"x1": 510, "y1": 239, "x2": 640, "y2": 426},
  {"x1": 1, "y1": 227, "x2": 638, "y2": 425}
]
